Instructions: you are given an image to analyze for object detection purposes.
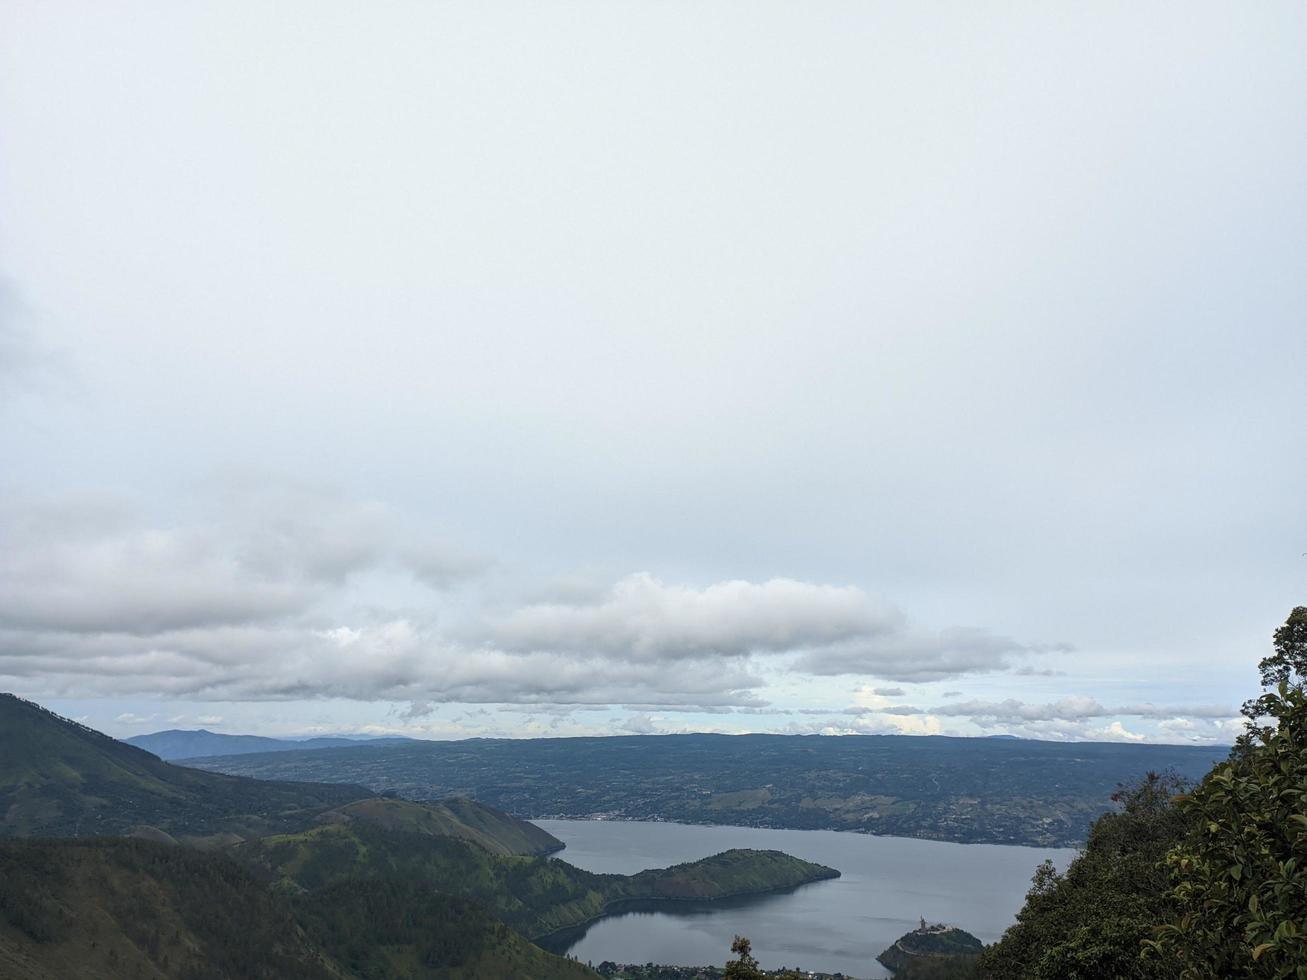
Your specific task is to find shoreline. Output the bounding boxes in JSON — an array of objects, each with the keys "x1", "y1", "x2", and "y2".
[
  {"x1": 532, "y1": 874, "x2": 841, "y2": 947},
  {"x1": 531, "y1": 813, "x2": 1085, "y2": 852}
]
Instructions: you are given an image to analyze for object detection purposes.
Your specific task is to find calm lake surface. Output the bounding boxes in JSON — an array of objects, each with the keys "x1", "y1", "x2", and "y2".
[{"x1": 534, "y1": 820, "x2": 1077, "y2": 978}]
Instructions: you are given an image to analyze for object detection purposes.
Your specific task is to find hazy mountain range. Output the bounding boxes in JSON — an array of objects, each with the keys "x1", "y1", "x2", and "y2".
[{"x1": 125, "y1": 728, "x2": 419, "y2": 761}]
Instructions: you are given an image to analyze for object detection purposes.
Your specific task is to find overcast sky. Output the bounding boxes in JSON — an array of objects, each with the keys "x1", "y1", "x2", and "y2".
[{"x1": 2, "y1": 2, "x2": 1304, "y2": 745}]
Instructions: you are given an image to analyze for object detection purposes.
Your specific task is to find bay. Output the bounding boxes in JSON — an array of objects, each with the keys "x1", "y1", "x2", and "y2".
[{"x1": 534, "y1": 819, "x2": 1076, "y2": 978}]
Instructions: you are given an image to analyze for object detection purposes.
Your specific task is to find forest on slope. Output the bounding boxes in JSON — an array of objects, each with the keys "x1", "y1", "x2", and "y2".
[
  {"x1": 0, "y1": 837, "x2": 599, "y2": 980},
  {"x1": 0, "y1": 695, "x2": 838, "y2": 980},
  {"x1": 976, "y1": 606, "x2": 1307, "y2": 979}
]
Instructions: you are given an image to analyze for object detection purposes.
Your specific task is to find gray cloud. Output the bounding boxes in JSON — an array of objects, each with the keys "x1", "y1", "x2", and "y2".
[
  {"x1": 928, "y1": 697, "x2": 1237, "y2": 724},
  {"x1": 492, "y1": 573, "x2": 903, "y2": 661},
  {"x1": 0, "y1": 495, "x2": 1045, "y2": 707},
  {"x1": 878, "y1": 704, "x2": 926, "y2": 716},
  {"x1": 0, "y1": 620, "x2": 768, "y2": 708},
  {"x1": 0, "y1": 489, "x2": 485, "y2": 635},
  {"x1": 490, "y1": 575, "x2": 1062, "y2": 685},
  {"x1": 620, "y1": 712, "x2": 661, "y2": 734},
  {"x1": 794, "y1": 627, "x2": 1064, "y2": 682}
]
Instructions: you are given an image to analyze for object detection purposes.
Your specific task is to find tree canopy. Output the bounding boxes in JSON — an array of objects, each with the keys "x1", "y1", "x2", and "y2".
[
  {"x1": 987, "y1": 606, "x2": 1307, "y2": 980},
  {"x1": 1149, "y1": 606, "x2": 1307, "y2": 978}
]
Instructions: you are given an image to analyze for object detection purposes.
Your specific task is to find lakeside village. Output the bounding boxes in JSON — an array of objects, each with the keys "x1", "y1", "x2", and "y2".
[
  {"x1": 595, "y1": 965, "x2": 856, "y2": 980},
  {"x1": 593, "y1": 918, "x2": 981, "y2": 980}
]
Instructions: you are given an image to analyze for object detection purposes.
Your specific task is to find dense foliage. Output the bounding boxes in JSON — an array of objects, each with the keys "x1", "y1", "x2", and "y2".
[
  {"x1": 985, "y1": 606, "x2": 1307, "y2": 980},
  {"x1": 239, "y1": 821, "x2": 835, "y2": 941},
  {"x1": 980, "y1": 771, "x2": 1191, "y2": 979},
  {"x1": 0, "y1": 838, "x2": 600, "y2": 980},
  {"x1": 0, "y1": 838, "x2": 335, "y2": 980},
  {"x1": 892, "y1": 958, "x2": 981, "y2": 980},
  {"x1": 1149, "y1": 606, "x2": 1307, "y2": 978},
  {"x1": 294, "y1": 877, "x2": 597, "y2": 979}
]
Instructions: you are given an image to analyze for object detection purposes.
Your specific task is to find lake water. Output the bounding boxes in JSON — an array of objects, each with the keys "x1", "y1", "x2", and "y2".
[{"x1": 534, "y1": 820, "x2": 1077, "y2": 978}]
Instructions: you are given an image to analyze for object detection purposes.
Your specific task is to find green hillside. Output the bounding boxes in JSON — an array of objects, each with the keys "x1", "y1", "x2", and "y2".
[
  {"x1": 0, "y1": 837, "x2": 597, "y2": 980},
  {"x1": 0, "y1": 695, "x2": 557, "y2": 858},
  {"x1": 295, "y1": 878, "x2": 597, "y2": 980},
  {"x1": 0, "y1": 694, "x2": 839, "y2": 979},
  {"x1": 236, "y1": 821, "x2": 837, "y2": 940},
  {"x1": 0, "y1": 694, "x2": 369, "y2": 838},
  {"x1": 0, "y1": 837, "x2": 337, "y2": 980},
  {"x1": 617, "y1": 848, "x2": 839, "y2": 901},
  {"x1": 237, "y1": 820, "x2": 610, "y2": 938},
  {"x1": 320, "y1": 796, "x2": 562, "y2": 855}
]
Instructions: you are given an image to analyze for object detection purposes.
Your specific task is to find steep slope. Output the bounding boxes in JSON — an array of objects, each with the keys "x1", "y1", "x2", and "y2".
[
  {"x1": 0, "y1": 838, "x2": 337, "y2": 980},
  {"x1": 234, "y1": 822, "x2": 610, "y2": 938},
  {"x1": 0, "y1": 838, "x2": 599, "y2": 980},
  {"x1": 126, "y1": 729, "x2": 414, "y2": 761},
  {"x1": 319, "y1": 796, "x2": 562, "y2": 855},
  {"x1": 0, "y1": 694, "x2": 369, "y2": 837},
  {"x1": 295, "y1": 879, "x2": 598, "y2": 980}
]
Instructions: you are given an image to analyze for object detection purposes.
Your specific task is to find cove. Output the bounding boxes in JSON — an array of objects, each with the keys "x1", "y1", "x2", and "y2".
[{"x1": 534, "y1": 819, "x2": 1076, "y2": 978}]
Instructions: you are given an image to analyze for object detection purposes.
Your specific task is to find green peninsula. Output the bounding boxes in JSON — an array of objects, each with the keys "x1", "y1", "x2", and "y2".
[
  {"x1": 237, "y1": 818, "x2": 838, "y2": 940},
  {"x1": 877, "y1": 921, "x2": 983, "y2": 974}
]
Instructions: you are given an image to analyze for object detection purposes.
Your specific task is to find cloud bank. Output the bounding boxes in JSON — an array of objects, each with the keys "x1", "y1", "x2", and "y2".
[
  {"x1": 0, "y1": 490, "x2": 1068, "y2": 710},
  {"x1": 0, "y1": 487, "x2": 1241, "y2": 744}
]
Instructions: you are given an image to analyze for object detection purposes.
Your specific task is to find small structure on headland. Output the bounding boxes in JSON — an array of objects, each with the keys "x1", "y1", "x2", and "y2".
[{"x1": 876, "y1": 919, "x2": 984, "y2": 973}]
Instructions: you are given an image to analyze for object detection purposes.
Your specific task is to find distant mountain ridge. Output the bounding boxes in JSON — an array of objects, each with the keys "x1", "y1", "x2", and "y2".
[
  {"x1": 187, "y1": 730, "x2": 1230, "y2": 847},
  {"x1": 125, "y1": 728, "x2": 418, "y2": 761}
]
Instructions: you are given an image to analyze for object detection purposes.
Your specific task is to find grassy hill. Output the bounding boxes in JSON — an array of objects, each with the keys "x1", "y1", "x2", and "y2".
[
  {"x1": 0, "y1": 694, "x2": 371, "y2": 838},
  {"x1": 0, "y1": 838, "x2": 598, "y2": 980}
]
